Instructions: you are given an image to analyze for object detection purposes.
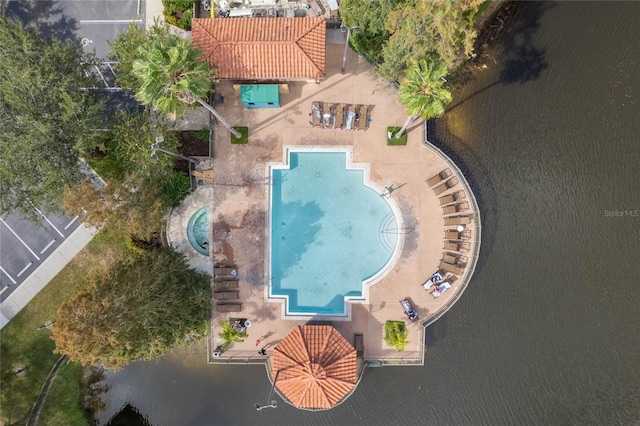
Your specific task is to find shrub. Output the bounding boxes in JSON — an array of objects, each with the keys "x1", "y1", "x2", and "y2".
[{"x1": 161, "y1": 172, "x2": 191, "y2": 208}]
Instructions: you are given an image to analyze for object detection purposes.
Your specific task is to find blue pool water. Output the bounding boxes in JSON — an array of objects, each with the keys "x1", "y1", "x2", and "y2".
[
  {"x1": 187, "y1": 207, "x2": 209, "y2": 256},
  {"x1": 270, "y1": 151, "x2": 398, "y2": 315}
]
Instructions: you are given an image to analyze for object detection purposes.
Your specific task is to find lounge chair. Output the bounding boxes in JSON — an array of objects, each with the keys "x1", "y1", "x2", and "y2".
[
  {"x1": 444, "y1": 241, "x2": 460, "y2": 251},
  {"x1": 322, "y1": 103, "x2": 334, "y2": 129},
  {"x1": 346, "y1": 105, "x2": 357, "y2": 131},
  {"x1": 439, "y1": 194, "x2": 455, "y2": 205},
  {"x1": 431, "y1": 282, "x2": 452, "y2": 298},
  {"x1": 427, "y1": 168, "x2": 452, "y2": 187},
  {"x1": 214, "y1": 281, "x2": 239, "y2": 292},
  {"x1": 400, "y1": 299, "x2": 419, "y2": 321},
  {"x1": 364, "y1": 105, "x2": 371, "y2": 129},
  {"x1": 354, "y1": 333, "x2": 364, "y2": 358},
  {"x1": 442, "y1": 205, "x2": 457, "y2": 215},
  {"x1": 216, "y1": 302, "x2": 242, "y2": 313},
  {"x1": 443, "y1": 202, "x2": 469, "y2": 215},
  {"x1": 311, "y1": 101, "x2": 322, "y2": 127},
  {"x1": 213, "y1": 291, "x2": 239, "y2": 300},
  {"x1": 445, "y1": 230, "x2": 461, "y2": 240},
  {"x1": 432, "y1": 177, "x2": 459, "y2": 195},
  {"x1": 444, "y1": 216, "x2": 471, "y2": 226},
  {"x1": 214, "y1": 275, "x2": 239, "y2": 282},
  {"x1": 358, "y1": 105, "x2": 368, "y2": 131},
  {"x1": 215, "y1": 267, "x2": 237, "y2": 276},
  {"x1": 443, "y1": 253, "x2": 458, "y2": 264},
  {"x1": 422, "y1": 271, "x2": 443, "y2": 290},
  {"x1": 334, "y1": 104, "x2": 345, "y2": 129},
  {"x1": 439, "y1": 261, "x2": 463, "y2": 275}
]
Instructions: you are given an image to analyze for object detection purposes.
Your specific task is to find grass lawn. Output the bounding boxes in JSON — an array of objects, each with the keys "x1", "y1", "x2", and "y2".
[
  {"x1": 39, "y1": 361, "x2": 88, "y2": 426},
  {"x1": 230, "y1": 126, "x2": 249, "y2": 144},
  {"x1": 0, "y1": 229, "x2": 129, "y2": 425},
  {"x1": 387, "y1": 127, "x2": 408, "y2": 145}
]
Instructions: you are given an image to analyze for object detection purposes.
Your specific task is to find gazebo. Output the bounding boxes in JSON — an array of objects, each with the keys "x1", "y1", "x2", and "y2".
[{"x1": 271, "y1": 325, "x2": 358, "y2": 410}]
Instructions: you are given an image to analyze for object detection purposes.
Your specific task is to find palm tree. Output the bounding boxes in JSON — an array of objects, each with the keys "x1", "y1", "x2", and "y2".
[
  {"x1": 384, "y1": 321, "x2": 410, "y2": 352},
  {"x1": 395, "y1": 59, "x2": 452, "y2": 139},
  {"x1": 217, "y1": 321, "x2": 248, "y2": 350},
  {"x1": 132, "y1": 35, "x2": 241, "y2": 138}
]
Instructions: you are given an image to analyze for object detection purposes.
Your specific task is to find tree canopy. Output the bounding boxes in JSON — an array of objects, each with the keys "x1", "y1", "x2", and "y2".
[
  {"x1": 132, "y1": 35, "x2": 212, "y2": 119},
  {"x1": 399, "y1": 60, "x2": 452, "y2": 120},
  {"x1": 341, "y1": 0, "x2": 483, "y2": 82},
  {"x1": 0, "y1": 16, "x2": 104, "y2": 217},
  {"x1": 395, "y1": 59, "x2": 452, "y2": 138},
  {"x1": 52, "y1": 248, "x2": 211, "y2": 369},
  {"x1": 108, "y1": 19, "x2": 173, "y2": 92}
]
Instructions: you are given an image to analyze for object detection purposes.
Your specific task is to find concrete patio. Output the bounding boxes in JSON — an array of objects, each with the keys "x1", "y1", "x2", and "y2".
[{"x1": 205, "y1": 42, "x2": 480, "y2": 365}]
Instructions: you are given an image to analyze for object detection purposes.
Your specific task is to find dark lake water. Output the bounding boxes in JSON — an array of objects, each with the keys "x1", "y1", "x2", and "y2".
[{"x1": 96, "y1": 2, "x2": 640, "y2": 425}]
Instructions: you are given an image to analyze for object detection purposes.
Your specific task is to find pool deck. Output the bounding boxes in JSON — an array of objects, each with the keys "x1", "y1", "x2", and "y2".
[{"x1": 207, "y1": 42, "x2": 480, "y2": 365}]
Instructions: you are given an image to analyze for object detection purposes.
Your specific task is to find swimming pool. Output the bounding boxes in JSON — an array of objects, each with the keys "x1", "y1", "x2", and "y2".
[{"x1": 268, "y1": 148, "x2": 402, "y2": 317}]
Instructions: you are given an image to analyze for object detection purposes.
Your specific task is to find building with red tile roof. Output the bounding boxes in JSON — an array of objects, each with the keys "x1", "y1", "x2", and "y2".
[
  {"x1": 271, "y1": 325, "x2": 357, "y2": 410},
  {"x1": 191, "y1": 17, "x2": 326, "y2": 81}
]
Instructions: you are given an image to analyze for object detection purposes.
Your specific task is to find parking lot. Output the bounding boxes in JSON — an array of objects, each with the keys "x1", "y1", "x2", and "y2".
[
  {"x1": 5, "y1": 0, "x2": 145, "y2": 59},
  {"x1": 0, "y1": 210, "x2": 80, "y2": 302}
]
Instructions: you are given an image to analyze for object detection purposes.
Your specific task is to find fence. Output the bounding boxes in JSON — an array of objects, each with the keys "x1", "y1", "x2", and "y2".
[{"x1": 420, "y1": 119, "x2": 482, "y2": 329}]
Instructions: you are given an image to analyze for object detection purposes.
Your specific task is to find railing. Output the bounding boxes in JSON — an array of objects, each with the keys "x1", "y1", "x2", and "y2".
[{"x1": 420, "y1": 119, "x2": 482, "y2": 329}]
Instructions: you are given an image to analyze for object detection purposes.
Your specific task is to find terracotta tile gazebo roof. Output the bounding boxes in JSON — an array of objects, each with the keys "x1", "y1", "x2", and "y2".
[
  {"x1": 272, "y1": 325, "x2": 357, "y2": 410},
  {"x1": 191, "y1": 17, "x2": 326, "y2": 81}
]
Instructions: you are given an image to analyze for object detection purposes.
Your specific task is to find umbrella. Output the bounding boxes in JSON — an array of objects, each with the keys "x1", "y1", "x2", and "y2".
[{"x1": 272, "y1": 325, "x2": 357, "y2": 410}]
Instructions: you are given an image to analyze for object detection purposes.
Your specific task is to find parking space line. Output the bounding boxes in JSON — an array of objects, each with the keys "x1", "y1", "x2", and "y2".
[
  {"x1": 0, "y1": 217, "x2": 41, "y2": 260},
  {"x1": 33, "y1": 207, "x2": 65, "y2": 237},
  {"x1": 64, "y1": 216, "x2": 79, "y2": 230},
  {"x1": 0, "y1": 286, "x2": 8, "y2": 295},
  {"x1": 40, "y1": 239, "x2": 57, "y2": 255},
  {"x1": 0, "y1": 266, "x2": 17, "y2": 284},
  {"x1": 17, "y1": 262, "x2": 33, "y2": 278}
]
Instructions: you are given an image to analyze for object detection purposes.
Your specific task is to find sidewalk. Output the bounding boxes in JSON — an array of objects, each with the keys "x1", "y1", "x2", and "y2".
[{"x1": 0, "y1": 225, "x2": 97, "y2": 329}]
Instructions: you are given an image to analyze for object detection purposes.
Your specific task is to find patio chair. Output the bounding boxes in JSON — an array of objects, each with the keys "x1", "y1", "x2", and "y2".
[
  {"x1": 439, "y1": 194, "x2": 455, "y2": 205},
  {"x1": 214, "y1": 281, "x2": 239, "y2": 292},
  {"x1": 216, "y1": 302, "x2": 242, "y2": 313},
  {"x1": 422, "y1": 271, "x2": 443, "y2": 290},
  {"x1": 346, "y1": 105, "x2": 357, "y2": 131},
  {"x1": 439, "y1": 261, "x2": 463, "y2": 275},
  {"x1": 443, "y1": 202, "x2": 469, "y2": 215},
  {"x1": 214, "y1": 275, "x2": 239, "y2": 282},
  {"x1": 432, "y1": 177, "x2": 459, "y2": 195},
  {"x1": 311, "y1": 101, "x2": 322, "y2": 127},
  {"x1": 400, "y1": 298, "x2": 419, "y2": 321},
  {"x1": 444, "y1": 216, "x2": 471, "y2": 226},
  {"x1": 427, "y1": 168, "x2": 452, "y2": 187},
  {"x1": 445, "y1": 230, "x2": 461, "y2": 240},
  {"x1": 442, "y1": 205, "x2": 457, "y2": 215},
  {"x1": 358, "y1": 105, "x2": 368, "y2": 131},
  {"x1": 442, "y1": 253, "x2": 458, "y2": 264},
  {"x1": 431, "y1": 282, "x2": 452, "y2": 299},
  {"x1": 215, "y1": 267, "x2": 238, "y2": 276},
  {"x1": 334, "y1": 104, "x2": 345, "y2": 129},
  {"x1": 213, "y1": 290, "x2": 240, "y2": 300},
  {"x1": 444, "y1": 241, "x2": 460, "y2": 251}
]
